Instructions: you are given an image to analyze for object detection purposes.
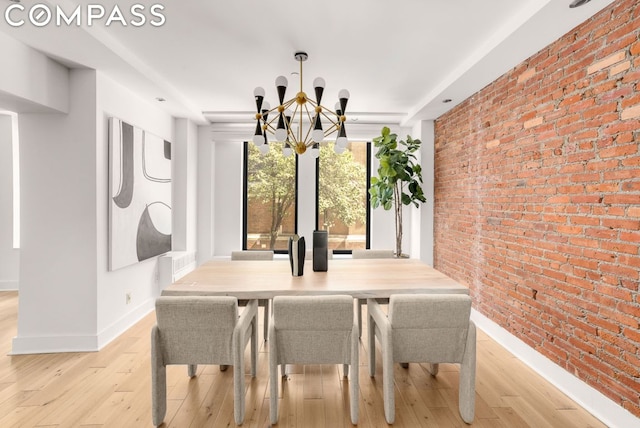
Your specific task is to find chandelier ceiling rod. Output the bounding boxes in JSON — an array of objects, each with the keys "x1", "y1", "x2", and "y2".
[{"x1": 252, "y1": 51, "x2": 350, "y2": 157}]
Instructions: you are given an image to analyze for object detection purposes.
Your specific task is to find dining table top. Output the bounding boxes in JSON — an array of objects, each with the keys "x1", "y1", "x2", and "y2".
[{"x1": 161, "y1": 258, "x2": 469, "y2": 300}]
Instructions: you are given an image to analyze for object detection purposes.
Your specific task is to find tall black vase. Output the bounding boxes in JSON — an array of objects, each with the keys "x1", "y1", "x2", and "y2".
[
  {"x1": 288, "y1": 235, "x2": 305, "y2": 276},
  {"x1": 313, "y1": 230, "x2": 328, "y2": 272}
]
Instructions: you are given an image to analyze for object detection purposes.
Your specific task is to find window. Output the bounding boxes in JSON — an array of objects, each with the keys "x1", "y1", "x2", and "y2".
[
  {"x1": 316, "y1": 141, "x2": 370, "y2": 252},
  {"x1": 243, "y1": 142, "x2": 297, "y2": 252},
  {"x1": 243, "y1": 140, "x2": 370, "y2": 254}
]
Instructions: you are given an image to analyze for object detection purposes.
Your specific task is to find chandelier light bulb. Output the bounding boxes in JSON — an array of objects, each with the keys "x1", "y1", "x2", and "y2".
[
  {"x1": 334, "y1": 145, "x2": 346, "y2": 154},
  {"x1": 313, "y1": 77, "x2": 326, "y2": 89},
  {"x1": 275, "y1": 75, "x2": 288, "y2": 88},
  {"x1": 338, "y1": 89, "x2": 350, "y2": 100},
  {"x1": 275, "y1": 128, "x2": 288, "y2": 142},
  {"x1": 254, "y1": 87, "x2": 265, "y2": 97},
  {"x1": 311, "y1": 146, "x2": 320, "y2": 159},
  {"x1": 253, "y1": 134, "x2": 265, "y2": 146},
  {"x1": 336, "y1": 136, "x2": 347, "y2": 148},
  {"x1": 312, "y1": 128, "x2": 324, "y2": 143},
  {"x1": 259, "y1": 143, "x2": 270, "y2": 155},
  {"x1": 282, "y1": 146, "x2": 293, "y2": 157}
]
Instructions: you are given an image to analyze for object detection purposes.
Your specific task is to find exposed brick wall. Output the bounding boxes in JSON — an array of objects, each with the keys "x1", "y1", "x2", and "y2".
[{"x1": 434, "y1": 0, "x2": 640, "y2": 417}]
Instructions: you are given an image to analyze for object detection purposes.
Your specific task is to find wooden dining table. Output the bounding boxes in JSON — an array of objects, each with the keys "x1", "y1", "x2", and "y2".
[{"x1": 161, "y1": 258, "x2": 469, "y2": 299}]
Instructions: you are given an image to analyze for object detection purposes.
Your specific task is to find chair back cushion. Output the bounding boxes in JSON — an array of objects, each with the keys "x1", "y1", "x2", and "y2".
[
  {"x1": 388, "y1": 294, "x2": 472, "y2": 363},
  {"x1": 351, "y1": 249, "x2": 394, "y2": 259},
  {"x1": 155, "y1": 296, "x2": 238, "y2": 364},
  {"x1": 273, "y1": 295, "x2": 354, "y2": 364},
  {"x1": 231, "y1": 250, "x2": 274, "y2": 260}
]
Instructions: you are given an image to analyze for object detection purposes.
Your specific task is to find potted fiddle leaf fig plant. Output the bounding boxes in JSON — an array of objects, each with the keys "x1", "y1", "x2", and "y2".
[{"x1": 369, "y1": 126, "x2": 426, "y2": 257}]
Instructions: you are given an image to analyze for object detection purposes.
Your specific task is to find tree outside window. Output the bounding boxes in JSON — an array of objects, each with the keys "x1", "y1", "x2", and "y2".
[
  {"x1": 317, "y1": 141, "x2": 369, "y2": 251},
  {"x1": 244, "y1": 142, "x2": 296, "y2": 251}
]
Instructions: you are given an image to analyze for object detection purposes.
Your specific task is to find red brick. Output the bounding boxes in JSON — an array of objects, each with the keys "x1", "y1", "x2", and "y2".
[{"x1": 433, "y1": 0, "x2": 640, "y2": 414}]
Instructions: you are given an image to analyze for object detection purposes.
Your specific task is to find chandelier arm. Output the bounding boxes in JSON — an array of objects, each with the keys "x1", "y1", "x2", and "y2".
[
  {"x1": 264, "y1": 115, "x2": 280, "y2": 131},
  {"x1": 302, "y1": 104, "x2": 314, "y2": 145},
  {"x1": 288, "y1": 103, "x2": 301, "y2": 144},
  {"x1": 319, "y1": 110, "x2": 339, "y2": 126},
  {"x1": 282, "y1": 98, "x2": 297, "y2": 110},
  {"x1": 323, "y1": 123, "x2": 340, "y2": 137}
]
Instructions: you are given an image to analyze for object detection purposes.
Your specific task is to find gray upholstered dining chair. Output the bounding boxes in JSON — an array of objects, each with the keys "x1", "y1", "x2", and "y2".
[
  {"x1": 151, "y1": 296, "x2": 258, "y2": 426},
  {"x1": 351, "y1": 249, "x2": 395, "y2": 337},
  {"x1": 231, "y1": 250, "x2": 274, "y2": 340},
  {"x1": 269, "y1": 295, "x2": 359, "y2": 425},
  {"x1": 231, "y1": 250, "x2": 274, "y2": 260},
  {"x1": 367, "y1": 294, "x2": 476, "y2": 424}
]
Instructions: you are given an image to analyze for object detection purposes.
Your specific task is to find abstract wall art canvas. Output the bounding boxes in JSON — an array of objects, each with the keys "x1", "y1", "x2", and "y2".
[{"x1": 108, "y1": 117, "x2": 172, "y2": 271}]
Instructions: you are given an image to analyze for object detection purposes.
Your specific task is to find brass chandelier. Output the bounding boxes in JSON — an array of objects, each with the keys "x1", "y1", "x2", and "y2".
[{"x1": 252, "y1": 51, "x2": 350, "y2": 157}]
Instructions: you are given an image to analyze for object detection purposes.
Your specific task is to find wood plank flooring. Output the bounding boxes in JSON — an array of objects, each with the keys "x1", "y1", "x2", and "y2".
[{"x1": 0, "y1": 291, "x2": 607, "y2": 427}]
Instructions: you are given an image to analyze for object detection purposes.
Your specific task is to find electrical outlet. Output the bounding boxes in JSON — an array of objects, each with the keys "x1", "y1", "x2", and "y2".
[{"x1": 126, "y1": 292, "x2": 132, "y2": 305}]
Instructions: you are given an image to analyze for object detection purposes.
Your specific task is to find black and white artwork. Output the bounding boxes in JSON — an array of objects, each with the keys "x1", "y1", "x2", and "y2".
[{"x1": 109, "y1": 117, "x2": 172, "y2": 271}]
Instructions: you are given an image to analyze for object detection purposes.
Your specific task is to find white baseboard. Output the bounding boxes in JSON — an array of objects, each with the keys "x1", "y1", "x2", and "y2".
[
  {"x1": 471, "y1": 309, "x2": 639, "y2": 428},
  {"x1": 11, "y1": 334, "x2": 99, "y2": 354},
  {"x1": 97, "y1": 297, "x2": 155, "y2": 349},
  {"x1": 10, "y1": 298, "x2": 155, "y2": 355},
  {"x1": 0, "y1": 280, "x2": 18, "y2": 291}
]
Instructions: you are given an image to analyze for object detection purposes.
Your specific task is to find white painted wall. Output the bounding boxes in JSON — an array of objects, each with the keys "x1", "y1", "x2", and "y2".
[
  {"x1": 173, "y1": 118, "x2": 198, "y2": 252},
  {"x1": 212, "y1": 141, "x2": 243, "y2": 257},
  {"x1": 95, "y1": 72, "x2": 175, "y2": 349},
  {"x1": 14, "y1": 69, "x2": 98, "y2": 353},
  {"x1": 0, "y1": 114, "x2": 19, "y2": 290},
  {"x1": 197, "y1": 127, "x2": 215, "y2": 264},
  {"x1": 9, "y1": 58, "x2": 182, "y2": 353},
  {"x1": 415, "y1": 120, "x2": 435, "y2": 265},
  {"x1": 0, "y1": 31, "x2": 68, "y2": 113}
]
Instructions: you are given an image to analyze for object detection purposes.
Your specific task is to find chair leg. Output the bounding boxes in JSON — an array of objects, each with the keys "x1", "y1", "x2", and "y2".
[
  {"x1": 269, "y1": 331, "x2": 279, "y2": 425},
  {"x1": 382, "y1": 339, "x2": 395, "y2": 424},
  {"x1": 459, "y1": 323, "x2": 476, "y2": 424},
  {"x1": 234, "y1": 346, "x2": 246, "y2": 425},
  {"x1": 350, "y1": 325, "x2": 359, "y2": 425},
  {"x1": 151, "y1": 327, "x2": 167, "y2": 426},
  {"x1": 368, "y1": 314, "x2": 376, "y2": 377},
  {"x1": 350, "y1": 362, "x2": 359, "y2": 424},
  {"x1": 429, "y1": 363, "x2": 439, "y2": 376},
  {"x1": 357, "y1": 299, "x2": 364, "y2": 338},
  {"x1": 188, "y1": 364, "x2": 197, "y2": 377},
  {"x1": 263, "y1": 299, "x2": 270, "y2": 341},
  {"x1": 251, "y1": 313, "x2": 258, "y2": 377}
]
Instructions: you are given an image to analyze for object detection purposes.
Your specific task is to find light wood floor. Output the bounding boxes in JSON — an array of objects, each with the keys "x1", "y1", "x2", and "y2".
[{"x1": 0, "y1": 291, "x2": 606, "y2": 427}]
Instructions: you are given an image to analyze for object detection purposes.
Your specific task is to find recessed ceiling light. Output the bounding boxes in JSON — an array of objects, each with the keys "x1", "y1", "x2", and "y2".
[
  {"x1": 156, "y1": 97, "x2": 166, "y2": 102},
  {"x1": 9, "y1": 0, "x2": 21, "y2": 3},
  {"x1": 442, "y1": 99, "x2": 452, "y2": 103},
  {"x1": 569, "y1": 0, "x2": 591, "y2": 8}
]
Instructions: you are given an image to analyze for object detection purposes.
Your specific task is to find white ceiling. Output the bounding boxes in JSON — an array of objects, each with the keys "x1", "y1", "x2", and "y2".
[{"x1": 1, "y1": 0, "x2": 615, "y2": 128}]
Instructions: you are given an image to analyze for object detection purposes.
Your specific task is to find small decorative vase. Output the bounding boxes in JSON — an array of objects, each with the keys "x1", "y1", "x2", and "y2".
[
  {"x1": 288, "y1": 234, "x2": 305, "y2": 276},
  {"x1": 312, "y1": 230, "x2": 328, "y2": 272}
]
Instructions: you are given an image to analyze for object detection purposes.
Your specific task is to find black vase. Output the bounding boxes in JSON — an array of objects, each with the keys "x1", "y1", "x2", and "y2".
[
  {"x1": 313, "y1": 230, "x2": 328, "y2": 272},
  {"x1": 288, "y1": 235, "x2": 305, "y2": 276}
]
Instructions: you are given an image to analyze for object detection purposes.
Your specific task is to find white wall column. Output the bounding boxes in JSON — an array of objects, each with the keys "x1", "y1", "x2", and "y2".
[
  {"x1": 413, "y1": 120, "x2": 435, "y2": 266},
  {"x1": 13, "y1": 69, "x2": 98, "y2": 354},
  {"x1": 0, "y1": 113, "x2": 20, "y2": 290},
  {"x1": 173, "y1": 118, "x2": 199, "y2": 252}
]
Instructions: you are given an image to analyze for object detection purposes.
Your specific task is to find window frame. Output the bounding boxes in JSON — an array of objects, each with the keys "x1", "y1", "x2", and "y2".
[
  {"x1": 315, "y1": 141, "x2": 371, "y2": 254},
  {"x1": 242, "y1": 141, "x2": 299, "y2": 254}
]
